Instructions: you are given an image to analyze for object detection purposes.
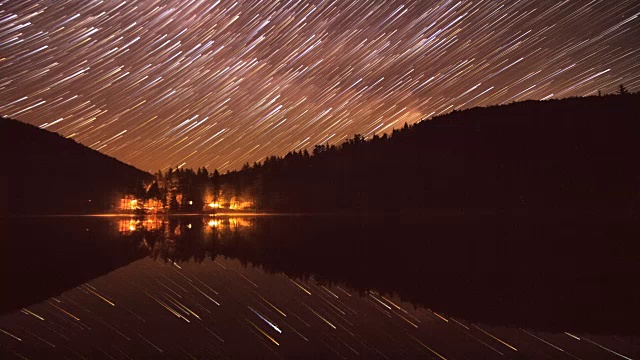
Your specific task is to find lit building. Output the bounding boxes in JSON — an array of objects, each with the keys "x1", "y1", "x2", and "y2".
[{"x1": 118, "y1": 196, "x2": 166, "y2": 213}]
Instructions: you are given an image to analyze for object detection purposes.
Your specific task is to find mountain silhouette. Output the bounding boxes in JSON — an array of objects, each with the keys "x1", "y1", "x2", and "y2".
[{"x1": 1, "y1": 117, "x2": 152, "y2": 215}]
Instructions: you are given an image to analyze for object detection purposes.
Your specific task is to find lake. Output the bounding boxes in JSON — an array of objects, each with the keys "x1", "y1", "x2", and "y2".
[{"x1": 2, "y1": 214, "x2": 638, "y2": 359}]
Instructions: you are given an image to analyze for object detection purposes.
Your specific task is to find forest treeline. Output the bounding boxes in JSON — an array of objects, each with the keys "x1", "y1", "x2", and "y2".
[
  {"x1": 4, "y1": 92, "x2": 638, "y2": 215},
  {"x1": 145, "y1": 92, "x2": 640, "y2": 214}
]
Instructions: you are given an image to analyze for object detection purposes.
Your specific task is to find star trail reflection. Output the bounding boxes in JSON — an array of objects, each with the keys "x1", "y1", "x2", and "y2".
[
  {"x1": 2, "y1": 215, "x2": 639, "y2": 358},
  {"x1": 2, "y1": 255, "x2": 638, "y2": 359},
  {"x1": 1, "y1": 1, "x2": 639, "y2": 171}
]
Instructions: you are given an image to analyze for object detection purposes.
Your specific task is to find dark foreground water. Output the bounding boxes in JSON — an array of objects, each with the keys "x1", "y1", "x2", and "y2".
[{"x1": 1, "y1": 214, "x2": 639, "y2": 359}]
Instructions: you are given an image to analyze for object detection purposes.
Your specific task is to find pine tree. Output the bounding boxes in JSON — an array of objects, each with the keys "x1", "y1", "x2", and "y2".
[{"x1": 618, "y1": 84, "x2": 629, "y2": 95}]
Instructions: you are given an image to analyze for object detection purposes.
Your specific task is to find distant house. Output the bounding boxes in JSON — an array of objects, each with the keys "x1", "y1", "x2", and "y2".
[
  {"x1": 118, "y1": 195, "x2": 165, "y2": 213},
  {"x1": 204, "y1": 197, "x2": 254, "y2": 212}
]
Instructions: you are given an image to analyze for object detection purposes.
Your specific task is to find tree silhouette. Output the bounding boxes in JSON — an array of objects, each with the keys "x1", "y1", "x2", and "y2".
[
  {"x1": 618, "y1": 84, "x2": 629, "y2": 95},
  {"x1": 147, "y1": 181, "x2": 162, "y2": 199},
  {"x1": 169, "y1": 194, "x2": 180, "y2": 211}
]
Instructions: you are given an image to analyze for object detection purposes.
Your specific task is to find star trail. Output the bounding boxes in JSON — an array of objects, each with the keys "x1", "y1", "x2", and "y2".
[{"x1": 1, "y1": 0, "x2": 639, "y2": 171}]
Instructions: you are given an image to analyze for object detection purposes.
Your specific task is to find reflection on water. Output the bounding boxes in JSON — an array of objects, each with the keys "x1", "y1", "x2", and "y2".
[{"x1": 2, "y1": 215, "x2": 639, "y2": 359}]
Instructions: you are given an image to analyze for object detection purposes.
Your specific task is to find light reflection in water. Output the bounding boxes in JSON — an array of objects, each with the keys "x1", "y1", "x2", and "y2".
[
  {"x1": 1, "y1": 216, "x2": 638, "y2": 359},
  {"x1": 117, "y1": 216, "x2": 253, "y2": 233}
]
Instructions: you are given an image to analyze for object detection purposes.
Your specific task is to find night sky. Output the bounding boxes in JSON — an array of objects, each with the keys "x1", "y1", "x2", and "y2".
[{"x1": 1, "y1": 0, "x2": 639, "y2": 172}]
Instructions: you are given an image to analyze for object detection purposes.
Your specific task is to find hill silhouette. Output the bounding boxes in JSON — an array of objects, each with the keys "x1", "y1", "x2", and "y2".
[
  {"x1": 4, "y1": 94, "x2": 639, "y2": 215},
  {"x1": 210, "y1": 93, "x2": 640, "y2": 215},
  {"x1": 1, "y1": 117, "x2": 152, "y2": 215}
]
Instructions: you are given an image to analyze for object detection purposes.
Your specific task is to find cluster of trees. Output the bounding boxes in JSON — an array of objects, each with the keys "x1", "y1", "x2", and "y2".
[
  {"x1": 146, "y1": 92, "x2": 639, "y2": 214},
  {"x1": 128, "y1": 167, "x2": 215, "y2": 212},
  {"x1": 129, "y1": 165, "x2": 257, "y2": 212}
]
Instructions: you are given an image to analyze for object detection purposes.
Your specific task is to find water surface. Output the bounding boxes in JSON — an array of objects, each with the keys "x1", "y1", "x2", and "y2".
[{"x1": 2, "y1": 215, "x2": 638, "y2": 359}]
